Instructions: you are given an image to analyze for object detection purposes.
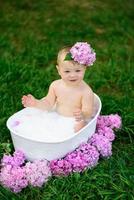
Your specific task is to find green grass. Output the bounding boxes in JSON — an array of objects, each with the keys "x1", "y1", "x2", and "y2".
[{"x1": 0, "y1": 0, "x2": 133, "y2": 199}]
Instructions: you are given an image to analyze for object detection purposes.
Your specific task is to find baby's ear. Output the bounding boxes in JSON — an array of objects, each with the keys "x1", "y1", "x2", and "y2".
[
  {"x1": 56, "y1": 65, "x2": 60, "y2": 71},
  {"x1": 56, "y1": 65, "x2": 60, "y2": 75},
  {"x1": 56, "y1": 65, "x2": 59, "y2": 70}
]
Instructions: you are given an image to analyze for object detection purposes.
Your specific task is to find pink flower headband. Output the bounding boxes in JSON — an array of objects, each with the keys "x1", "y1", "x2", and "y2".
[{"x1": 64, "y1": 42, "x2": 96, "y2": 67}]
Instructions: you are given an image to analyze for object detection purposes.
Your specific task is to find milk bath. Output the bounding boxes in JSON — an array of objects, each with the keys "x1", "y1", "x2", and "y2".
[
  {"x1": 10, "y1": 108, "x2": 76, "y2": 143},
  {"x1": 7, "y1": 93, "x2": 102, "y2": 161}
]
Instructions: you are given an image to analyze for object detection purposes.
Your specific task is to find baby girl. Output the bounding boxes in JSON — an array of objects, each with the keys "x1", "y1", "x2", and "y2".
[{"x1": 22, "y1": 42, "x2": 96, "y2": 132}]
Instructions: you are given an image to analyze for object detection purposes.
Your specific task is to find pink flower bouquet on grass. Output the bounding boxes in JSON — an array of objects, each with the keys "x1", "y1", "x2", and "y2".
[
  {"x1": 50, "y1": 114, "x2": 121, "y2": 176},
  {"x1": 0, "y1": 150, "x2": 51, "y2": 193},
  {"x1": 0, "y1": 114, "x2": 121, "y2": 193}
]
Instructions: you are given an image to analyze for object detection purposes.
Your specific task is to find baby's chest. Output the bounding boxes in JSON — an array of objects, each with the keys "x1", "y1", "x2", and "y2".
[{"x1": 56, "y1": 90, "x2": 82, "y2": 105}]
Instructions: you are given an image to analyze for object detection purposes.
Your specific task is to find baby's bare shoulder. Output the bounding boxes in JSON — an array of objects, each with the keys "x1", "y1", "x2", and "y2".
[
  {"x1": 81, "y1": 83, "x2": 94, "y2": 108},
  {"x1": 82, "y1": 82, "x2": 93, "y2": 95},
  {"x1": 50, "y1": 80, "x2": 61, "y2": 88}
]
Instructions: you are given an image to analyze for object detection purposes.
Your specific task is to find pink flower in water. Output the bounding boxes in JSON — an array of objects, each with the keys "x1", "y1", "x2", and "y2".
[{"x1": 12, "y1": 120, "x2": 20, "y2": 127}]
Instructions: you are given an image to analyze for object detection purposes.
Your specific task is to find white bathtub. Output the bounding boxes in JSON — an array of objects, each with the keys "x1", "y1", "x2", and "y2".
[{"x1": 7, "y1": 93, "x2": 101, "y2": 161}]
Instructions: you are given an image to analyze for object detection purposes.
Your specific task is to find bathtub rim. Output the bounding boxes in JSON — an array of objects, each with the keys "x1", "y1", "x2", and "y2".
[{"x1": 6, "y1": 93, "x2": 102, "y2": 144}]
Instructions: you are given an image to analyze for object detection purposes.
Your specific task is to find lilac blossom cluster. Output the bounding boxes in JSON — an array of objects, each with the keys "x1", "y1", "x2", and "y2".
[
  {"x1": 0, "y1": 114, "x2": 121, "y2": 193},
  {"x1": 0, "y1": 150, "x2": 27, "y2": 193},
  {"x1": 70, "y1": 42, "x2": 96, "y2": 66},
  {"x1": 97, "y1": 114, "x2": 122, "y2": 130},
  {"x1": 50, "y1": 144, "x2": 99, "y2": 176},
  {"x1": 0, "y1": 150, "x2": 51, "y2": 193},
  {"x1": 50, "y1": 114, "x2": 121, "y2": 176},
  {"x1": 89, "y1": 134, "x2": 112, "y2": 157},
  {"x1": 25, "y1": 160, "x2": 51, "y2": 187}
]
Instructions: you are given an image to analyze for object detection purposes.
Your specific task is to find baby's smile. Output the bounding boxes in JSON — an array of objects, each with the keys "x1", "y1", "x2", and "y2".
[{"x1": 69, "y1": 79, "x2": 77, "y2": 81}]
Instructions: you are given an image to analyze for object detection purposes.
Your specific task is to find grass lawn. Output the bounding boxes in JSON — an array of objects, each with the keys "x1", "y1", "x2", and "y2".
[{"x1": 0, "y1": 0, "x2": 133, "y2": 199}]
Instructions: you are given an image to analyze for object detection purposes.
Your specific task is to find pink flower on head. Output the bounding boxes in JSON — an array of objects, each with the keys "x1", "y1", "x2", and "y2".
[{"x1": 70, "y1": 42, "x2": 96, "y2": 66}]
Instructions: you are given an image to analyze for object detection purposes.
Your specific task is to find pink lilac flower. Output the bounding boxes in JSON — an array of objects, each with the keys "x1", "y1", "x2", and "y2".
[
  {"x1": 0, "y1": 150, "x2": 27, "y2": 193},
  {"x1": 50, "y1": 144, "x2": 99, "y2": 175},
  {"x1": 1, "y1": 154, "x2": 13, "y2": 166},
  {"x1": 1, "y1": 150, "x2": 25, "y2": 167},
  {"x1": 107, "y1": 114, "x2": 122, "y2": 129},
  {"x1": 70, "y1": 42, "x2": 96, "y2": 66},
  {"x1": 68, "y1": 143, "x2": 99, "y2": 171},
  {"x1": 89, "y1": 134, "x2": 112, "y2": 157},
  {"x1": 50, "y1": 159, "x2": 72, "y2": 176},
  {"x1": 0, "y1": 151, "x2": 51, "y2": 192},
  {"x1": 0, "y1": 165, "x2": 28, "y2": 193},
  {"x1": 97, "y1": 126, "x2": 115, "y2": 142},
  {"x1": 25, "y1": 160, "x2": 51, "y2": 187},
  {"x1": 97, "y1": 114, "x2": 122, "y2": 129},
  {"x1": 13, "y1": 150, "x2": 26, "y2": 166}
]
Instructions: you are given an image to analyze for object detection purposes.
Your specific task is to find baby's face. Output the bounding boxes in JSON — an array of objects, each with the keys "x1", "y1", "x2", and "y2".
[{"x1": 57, "y1": 61, "x2": 86, "y2": 86}]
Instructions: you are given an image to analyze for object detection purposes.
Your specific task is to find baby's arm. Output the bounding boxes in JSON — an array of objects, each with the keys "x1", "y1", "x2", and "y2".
[
  {"x1": 81, "y1": 89, "x2": 94, "y2": 120},
  {"x1": 73, "y1": 89, "x2": 94, "y2": 132},
  {"x1": 22, "y1": 82, "x2": 56, "y2": 111}
]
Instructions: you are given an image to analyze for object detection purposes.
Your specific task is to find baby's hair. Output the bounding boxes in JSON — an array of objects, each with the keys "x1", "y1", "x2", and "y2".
[
  {"x1": 57, "y1": 45, "x2": 87, "y2": 68},
  {"x1": 57, "y1": 46, "x2": 71, "y2": 65}
]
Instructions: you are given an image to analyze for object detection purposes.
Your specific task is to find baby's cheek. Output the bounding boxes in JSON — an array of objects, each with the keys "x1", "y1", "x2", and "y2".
[{"x1": 79, "y1": 73, "x2": 84, "y2": 77}]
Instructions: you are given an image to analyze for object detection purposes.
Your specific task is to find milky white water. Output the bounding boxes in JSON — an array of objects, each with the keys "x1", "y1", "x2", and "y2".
[{"x1": 10, "y1": 108, "x2": 76, "y2": 142}]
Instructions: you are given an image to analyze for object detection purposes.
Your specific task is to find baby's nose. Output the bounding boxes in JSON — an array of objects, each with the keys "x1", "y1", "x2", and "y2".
[{"x1": 70, "y1": 72, "x2": 76, "y2": 77}]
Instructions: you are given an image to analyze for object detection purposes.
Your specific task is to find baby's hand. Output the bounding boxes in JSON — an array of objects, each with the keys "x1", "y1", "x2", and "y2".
[
  {"x1": 73, "y1": 108, "x2": 86, "y2": 132},
  {"x1": 74, "y1": 120, "x2": 86, "y2": 133},
  {"x1": 22, "y1": 94, "x2": 37, "y2": 107},
  {"x1": 73, "y1": 108, "x2": 84, "y2": 122}
]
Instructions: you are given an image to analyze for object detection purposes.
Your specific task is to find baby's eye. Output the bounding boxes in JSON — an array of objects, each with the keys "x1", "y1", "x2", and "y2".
[
  {"x1": 64, "y1": 71, "x2": 70, "y2": 73},
  {"x1": 76, "y1": 70, "x2": 81, "y2": 72}
]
